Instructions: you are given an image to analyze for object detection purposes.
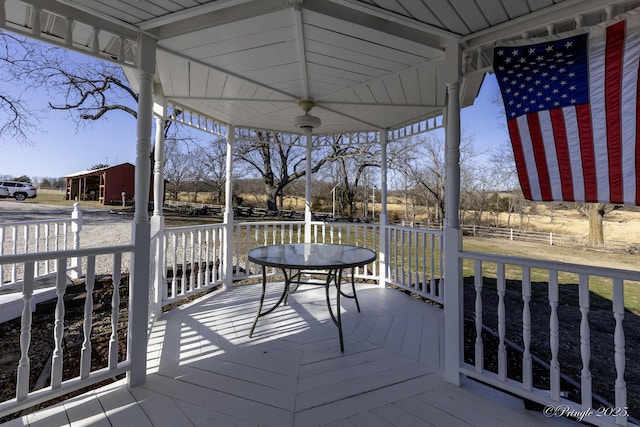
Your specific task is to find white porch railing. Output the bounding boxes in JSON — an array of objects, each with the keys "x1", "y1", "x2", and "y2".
[
  {"x1": 0, "y1": 204, "x2": 81, "y2": 288},
  {"x1": 162, "y1": 223, "x2": 226, "y2": 303},
  {"x1": 160, "y1": 220, "x2": 385, "y2": 306},
  {"x1": 0, "y1": 245, "x2": 134, "y2": 418},
  {"x1": 459, "y1": 250, "x2": 640, "y2": 427},
  {"x1": 386, "y1": 224, "x2": 443, "y2": 304}
]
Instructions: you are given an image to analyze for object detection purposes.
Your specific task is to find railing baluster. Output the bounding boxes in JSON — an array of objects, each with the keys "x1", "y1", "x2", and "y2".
[
  {"x1": 497, "y1": 263, "x2": 507, "y2": 381},
  {"x1": 109, "y1": 253, "x2": 122, "y2": 370},
  {"x1": 549, "y1": 270, "x2": 560, "y2": 400},
  {"x1": 171, "y1": 233, "x2": 177, "y2": 298},
  {"x1": 0, "y1": 226, "x2": 4, "y2": 284},
  {"x1": 205, "y1": 229, "x2": 211, "y2": 286},
  {"x1": 613, "y1": 277, "x2": 627, "y2": 425},
  {"x1": 272, "y1": 223, "x2": 276, "y2": 245},
  {"x1": 44, "y1": 223, "x2": 50, "y2": 274},
  {"x1": 393, "y1": 228, "x2": 398, "y2": 283},
  {"x1": 16, "y1": 261, "x2": 34, "y2": 401},
  {"x1": 400, "y1": 229, "x2": 406, "y2": 287},
  {"x1": 180, "y1": 232, "x2": 187, "y2": 294},
  {"x1": 474, "y1": 259, "x2": 483, "y2": 372},
  {"x1": 407, "y1": 229, "x2": 413, "y2": 288},
  {"x1": 33, "y1": 225, "x2": 39, "y2": 274},
  {"x1": 51, "y1": 259, "x2": 67, "y2": 389},
  {"x1": 11, "y1": 226, "x2": 17, "y2": 282},
  {"x1": 421, "y1": 232, "x2": 427, "y2": 293},
  {"x1": 189, "y1": 230, "x2": 195, "y2": 292},
  {"x1": 80, "y1": 256, "x2": 96, "y2": 379},
  {"x1": 578, "y1": 273, "x2": 592, "y2": 410},
  {"x1": 522, "y1": 266, "x2": 532, "y2": 391},
  {"x1": 197, "y1": 230, "x2": 202, "y2": 289}
]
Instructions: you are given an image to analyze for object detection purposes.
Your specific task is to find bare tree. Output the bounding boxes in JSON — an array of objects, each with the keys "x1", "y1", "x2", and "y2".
[
  {"x1": 327, "y1": 133, "x2": 379, "y2": 217},
  {"x1": 576, "y1": 203, "x2": 621, "y2": 247},
  {"x1": 235, "y1": 130, "x2": 333, "y2": 211},
  {"x1": 192, "y1": 138, "x2": 227, "y2": 204},
  {"x1": 164, "y1": 139, "x2": 197, "y2": 201},
  {"x1": 0, "y1": 31, "x2": 42, "y2": 145}
]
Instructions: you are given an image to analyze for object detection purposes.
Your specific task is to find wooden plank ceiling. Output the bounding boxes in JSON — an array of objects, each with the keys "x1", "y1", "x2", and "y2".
[{"x1": 3, "y1": 0, "x2": 640, "y2": 134}]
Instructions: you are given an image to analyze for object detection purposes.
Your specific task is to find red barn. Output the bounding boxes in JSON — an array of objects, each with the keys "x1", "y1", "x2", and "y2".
[{"x1": 64, "y1": 163, "x2": 140, "y2": 205}]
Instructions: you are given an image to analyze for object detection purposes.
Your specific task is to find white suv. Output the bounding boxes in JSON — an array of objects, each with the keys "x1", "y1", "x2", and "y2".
[{"x1": 0, "y1": 181, "x2": 37, "y2": 201}]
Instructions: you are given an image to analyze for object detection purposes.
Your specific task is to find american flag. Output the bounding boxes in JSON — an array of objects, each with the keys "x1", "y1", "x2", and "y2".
[{"x1": 494, "y1": 18, "x2": 640, "y2": 205}]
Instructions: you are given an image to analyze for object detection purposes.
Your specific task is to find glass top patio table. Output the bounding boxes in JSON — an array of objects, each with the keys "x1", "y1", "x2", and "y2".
[
  {"x1": 247, "y1": 243, "x2": 377, "y2": 352},
  {"x1": 247, "y1": 243, "x2": 377, "y2": 270}
]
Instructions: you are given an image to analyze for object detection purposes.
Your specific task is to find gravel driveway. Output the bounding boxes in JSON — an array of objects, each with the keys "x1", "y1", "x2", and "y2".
[{"x1": 0, "y1": 200, "x2": 133, "y2": 247}]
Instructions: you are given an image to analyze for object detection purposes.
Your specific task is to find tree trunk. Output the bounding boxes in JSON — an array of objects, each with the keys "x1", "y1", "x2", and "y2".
[
  {"x1": 265, "y1": 187, "x2": 278, "y2": 211},
  {"x1": 586, "y1": 203, "x2": 605, "y2": 247}
]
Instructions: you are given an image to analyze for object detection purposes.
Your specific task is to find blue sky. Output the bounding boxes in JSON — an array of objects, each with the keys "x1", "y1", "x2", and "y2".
[{"x1": 0, "y1": 71, "x2": 509, "y2": 181}]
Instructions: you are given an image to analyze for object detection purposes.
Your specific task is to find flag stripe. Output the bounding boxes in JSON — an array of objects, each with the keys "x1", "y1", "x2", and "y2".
[
  {"x1": 538, "y1": 110, "x2": 563, "y2": 200},
  {"x1": 621, "y1": 27, "x2": 640, "y2": 203},
  {"x1": 549, "y1": 108, "x2": 574, "y2": 200},
  {"x1": 576, "y1": 104, "x2": 598, "y2": 202},
  {"x1": 508, "y1": 118, "x2": 533, "y2": 200},
  {"x1": 527, "y1": 114, "x2": 553, "y2": 200},
  {"x1": 589, "y1": 26, "x2": 610, "y2": 202},
  {"x1": 605, "y1": 21, "x2": 625, "y2": 203},
  {"x1": 563, "y1": 108, "x2": 585, "y2": 202}
]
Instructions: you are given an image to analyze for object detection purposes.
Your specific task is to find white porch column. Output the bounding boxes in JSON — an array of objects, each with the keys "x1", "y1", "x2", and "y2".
[
  {"x1": 150, "y1": 89, "x2": 166, "y2": 321},
  {"x1": 443, "y1": 78, "x2": 463, "y2": 385},
  {"x1": 223, "y1": 126, "x2": 235, "y2": 288},
  {"x1": 304, "y1": 128, "x2": 312, "y2": 243},
  {"x1": 378, "y1": 129, "x2": 388, "y2": 288},
  {"x1": 128, "y1": 33, "x2": 155, "y2": 387}
]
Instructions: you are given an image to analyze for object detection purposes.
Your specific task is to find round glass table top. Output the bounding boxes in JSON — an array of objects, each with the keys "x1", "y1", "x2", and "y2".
[{"x1": 248, "y1": 243, "x2": 376, "y2": 270}]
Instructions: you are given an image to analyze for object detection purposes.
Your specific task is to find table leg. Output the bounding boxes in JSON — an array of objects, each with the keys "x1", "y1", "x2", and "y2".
[
  {"x1": 249, "y1": 265, "x2": 290, "y2": 338},
  {"x1": 337, "y1": 268, "x2": 344, "y2": 352},
  {"x1": 324, "y1": 268, "x2": 344, "y2": 352},
  {"x1": 335, "y1": 267, "x2": 360, "y2": 313}
]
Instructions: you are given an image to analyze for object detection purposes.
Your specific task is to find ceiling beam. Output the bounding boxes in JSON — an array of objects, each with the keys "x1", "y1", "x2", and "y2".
[
  {"x1": 316, "y1": 0, "x2": 459, "y2": 45},
  {"x1": 139, "y1": 0, "x2": 292, "y2": 39},
  {"x1": 292, "y1": 3, "x2": 310, "y2": 101}
]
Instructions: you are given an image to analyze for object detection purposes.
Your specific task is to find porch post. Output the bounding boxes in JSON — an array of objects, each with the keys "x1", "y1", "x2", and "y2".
[
  {"x1": 378, "y1": 129, "x2": 388, "y2": 288},
  {"x1": 128, "y1": 33, "x2": 155, "y2": 387},
  {"x1": 443, "y1": 78, "x2": 463, "y2": 385},
  {"x1": 304, "y1": 128, "x2": 312, "y2": 243},
  {"x1": 150, "y1": 89, "x2": 166, "y2": 321},
  {"x1": 223, "y1": 125, "x2": 235, "y2": 288}
]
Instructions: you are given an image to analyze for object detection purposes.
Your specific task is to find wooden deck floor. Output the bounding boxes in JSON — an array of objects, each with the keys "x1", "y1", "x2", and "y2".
[{"x1": 3, "y1": 282, "x2": 577, "y2": 426}]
